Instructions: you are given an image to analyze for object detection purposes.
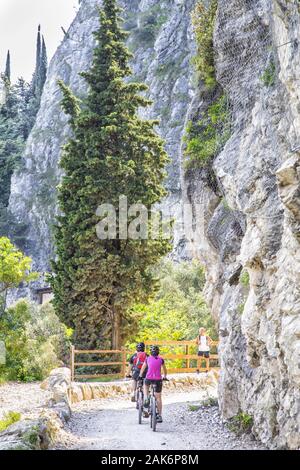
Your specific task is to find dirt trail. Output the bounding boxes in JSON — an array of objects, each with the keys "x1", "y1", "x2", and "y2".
[{"x1": 55, "y1": 390, "x2": 266, "y2": 450}]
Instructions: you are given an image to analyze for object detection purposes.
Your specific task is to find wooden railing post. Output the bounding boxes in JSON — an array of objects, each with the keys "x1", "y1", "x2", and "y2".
[
  {"x1": 186, "y1": 344, "x2": 190, "y2": 370},
  {"x1": 71, "y1": 345, "x2": 75, "y2": 382}
]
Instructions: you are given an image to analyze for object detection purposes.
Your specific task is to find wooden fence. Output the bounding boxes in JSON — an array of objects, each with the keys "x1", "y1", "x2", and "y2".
[{"x1": 71, "y1": 340, "x2": 219, "y2": 381}]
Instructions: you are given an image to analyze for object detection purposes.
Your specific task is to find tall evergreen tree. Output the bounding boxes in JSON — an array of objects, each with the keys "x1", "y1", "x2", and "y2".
[
  {"x1": 4, "y1": 51, "x2": 11, "y2": 84},
  {"x1": 30, "y1": 25, "x2": 47, "y2": 101},
  {"x1": 32, "y1": 25, "x2": 41, "y2": 95},
  {"x1": 39, "y1": 36, "x2": 48, "y2": 92},
  {"x1": 0, "y1": 28, "x2": 46, "y2": 239},
  {"x1": 50, "y1": 0, "x2": 171, "y2": 349}
]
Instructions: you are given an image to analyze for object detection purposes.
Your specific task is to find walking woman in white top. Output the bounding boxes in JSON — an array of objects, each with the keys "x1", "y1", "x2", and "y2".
[{"x1": 195, "y1": 327, "x2": 212, "y2": 373}]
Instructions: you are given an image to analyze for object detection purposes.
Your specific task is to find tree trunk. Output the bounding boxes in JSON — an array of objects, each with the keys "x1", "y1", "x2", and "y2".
[{"x1": 111, "y1": 310, "x2": 120, "y2": 350}]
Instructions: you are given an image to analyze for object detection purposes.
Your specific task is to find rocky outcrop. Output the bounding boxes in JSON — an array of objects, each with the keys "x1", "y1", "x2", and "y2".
[
  {"x1": 183, "y1": 0, "x2": 300, "y2": 450},
  {"x1": 0, "y1": 368, "x2": 72, "y2": 450},
  {"x1": 41, "y1": 367, "x2": 72, "y2": 422},
  {"x1": 0, "y1": 410, "x2": 63, "y2": 450}
]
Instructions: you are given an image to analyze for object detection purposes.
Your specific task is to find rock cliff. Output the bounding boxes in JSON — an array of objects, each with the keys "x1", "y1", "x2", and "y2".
[
  {"x1": 7, "y1": 0, "x2": 300, "y2": 448},
  {"x1": 183, "y1": 0, "x2": 300, "y2": 449}
]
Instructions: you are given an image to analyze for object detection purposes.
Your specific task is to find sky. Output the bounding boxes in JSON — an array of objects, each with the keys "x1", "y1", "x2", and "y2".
[{"x1": 0, "y1": 0, "x2": 79, "y2": 82}]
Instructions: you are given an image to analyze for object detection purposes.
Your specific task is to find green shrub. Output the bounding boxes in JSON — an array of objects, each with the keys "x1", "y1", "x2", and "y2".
[
  {"x1": 240, "y1": 270, "x2": 250, "y2": 287},
  {"x1": 22, "y1": 426, "x2": 40, "y2": 449},
  {"x1": 0, "y1": 300, "x2": 71, "y2": 382},
  {"x1": 192, "y1": 0, "x2": 218, "y2": 89},
  {"x1": 228, "y1": 412, "x2": 253, "y2": 434},
  {"x1": 261, "y1": 60, "x2": 276, "y2": 87},
  {"x1": 184, "y1": 94, "x2": 230, "y2": 168},
  {"x1": 0, "y1": 411, "x2": 21, "y2": 432}
]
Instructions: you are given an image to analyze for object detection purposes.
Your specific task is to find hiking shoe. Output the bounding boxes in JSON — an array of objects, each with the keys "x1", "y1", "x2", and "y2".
[
  {"x1": 143, "y1": 410, "x2": 149, "y2": 418},
  {"x1": 157, "y1": 414, "x2": 163, "y2": 423},
  {"x1": 131, "y1": 395, "x2": 136, "y2": 403}
]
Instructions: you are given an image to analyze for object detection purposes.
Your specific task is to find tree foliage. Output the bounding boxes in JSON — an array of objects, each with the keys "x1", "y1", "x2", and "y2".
[
  {"x1": 127, "y1": 260, "x2": 217, "y2": 345},
  {"x1": 0, "y1": 237, "x2": 38, "y2": 297},
  {"x1": 0, "y1": 26, "x2": 48, "y2": 238},
  {"x1": 0, "y1": 300, "x2": 71, "y2": 382},
  {"x1": 191, "y1": 0, "x2": 218, "y2": 89},
  {"x1": 184, "y1": 94, "x2": 230, "y2": 168},
  {"x1": 50, "y1": 0, "x2": 171, "y2": 349}
]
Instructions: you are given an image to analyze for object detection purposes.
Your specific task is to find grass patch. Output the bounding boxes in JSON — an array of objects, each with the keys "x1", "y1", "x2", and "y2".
[
  {"x1": 0, "y1": 411, "x2": 21, "y2": 432},
  {"x1": 188, "y1": 404, "x2": 201, "y2": 412},
  {"x1": 228, "y1": 412, "x2": 253, "y2": 435}
]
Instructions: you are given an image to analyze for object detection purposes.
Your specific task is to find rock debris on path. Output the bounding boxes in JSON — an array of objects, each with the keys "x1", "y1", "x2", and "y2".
[{"x1": 55, "y1": 390, "x2": 266, "y2": 450}]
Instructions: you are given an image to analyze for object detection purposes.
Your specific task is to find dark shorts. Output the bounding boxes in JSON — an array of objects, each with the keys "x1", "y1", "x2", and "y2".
[
  {"x1": 144, "y1": 379, "x2": 163, "y2": 393},
  {"x1": 198, "y1": 351, "x2": 210, "y2": 358},
  {"x1": 132, "y1": 367, "x2": 147, "y2": 381}
]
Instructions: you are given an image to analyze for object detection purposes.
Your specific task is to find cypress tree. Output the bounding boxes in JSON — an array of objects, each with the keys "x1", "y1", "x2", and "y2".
[
  {"x1": 31, "y1": 25, "x2": 42, "y2": 97},
  {"x1": 4, "y1": 51, "x2": 11, "y2": 84},
  {"x1": 39, "y1": 36, "x2": 48, "y2": 93},
  {"x1": 50, "y1": 0, "x2": 171, "y2": 349}
]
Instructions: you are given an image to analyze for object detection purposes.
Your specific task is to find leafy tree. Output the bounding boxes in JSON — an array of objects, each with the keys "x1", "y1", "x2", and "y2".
[
  {"x1": 127, "y1": 259, "x2": 217, "y2": 343},
  {"x1": 50, "y1": 0, "x2": 171, "y2": 349},
  {"x1": 126, "y1": 260, "x2": 217, "y2": 367},
  {"x1": 0, "y1": 237, "x2": 38, "y2": 308},
  {"x1": 0, "y1": 300, "x2": 71, "y2": 382}
]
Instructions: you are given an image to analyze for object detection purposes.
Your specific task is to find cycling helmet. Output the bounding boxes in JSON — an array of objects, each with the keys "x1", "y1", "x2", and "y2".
[
  {"x1": 136, "y1": 342, "x2": 145, "y2": 352},
  {"x1": 150, "y1": 345, "x2": 160, "y2": 356}
]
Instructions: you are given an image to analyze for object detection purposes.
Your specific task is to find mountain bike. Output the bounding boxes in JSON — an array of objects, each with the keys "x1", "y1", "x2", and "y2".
[
  {"x1": 136, "y1": 378, "x2": 144, "y2": 424},
  {"x1": 149, "y1": 378, "x2": 168, "y2": 432}
]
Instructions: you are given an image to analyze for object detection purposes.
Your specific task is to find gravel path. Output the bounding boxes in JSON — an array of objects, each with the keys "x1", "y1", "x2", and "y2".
[
  {"x1": 55, "y1": 390, "x2": 266, "y2": 450},
  {"x1": 0, "y1": 382, "x2": 51, "y2": 420}
]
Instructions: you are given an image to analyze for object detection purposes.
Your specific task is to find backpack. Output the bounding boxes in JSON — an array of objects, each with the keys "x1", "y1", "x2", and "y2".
[{"x1": 133, "y1": 352, "x2": 147, "y2": 369}]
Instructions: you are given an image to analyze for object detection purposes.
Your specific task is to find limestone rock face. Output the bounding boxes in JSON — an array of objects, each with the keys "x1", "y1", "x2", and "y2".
[{"x1": 183, "y1": 0, "x2": 300, "y2": 449}]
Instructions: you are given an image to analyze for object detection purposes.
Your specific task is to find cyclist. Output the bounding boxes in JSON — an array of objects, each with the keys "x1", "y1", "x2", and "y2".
[
  {"x1": 126, "y1": 342, "x2": 147, "y2": 402},
  {"x1": 139, "y1": 345, "x2": 167, "y2": 423}
]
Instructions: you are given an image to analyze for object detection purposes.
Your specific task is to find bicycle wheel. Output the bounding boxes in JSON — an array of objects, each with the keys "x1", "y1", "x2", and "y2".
[
  {"x1": 150, "y1": 396, "x2": 153, "y2": 428},
  {"x1": 138, "y1": 391, "x2": 143, "y2": 424},
  {"x1": 152, "y1": 396, "x2": 157, "y2": 432}
]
